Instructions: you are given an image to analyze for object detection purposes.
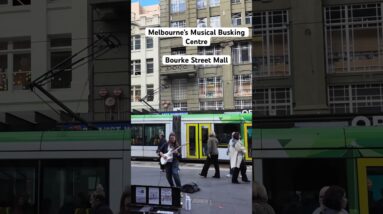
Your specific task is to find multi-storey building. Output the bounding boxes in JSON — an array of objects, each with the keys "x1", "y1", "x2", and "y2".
[
  {"x1": 0, "y1": 1, "x2": 131, "y2": 214},
  {"x1": 0, "y1": 0, "x2": 89, "y2": 123},
  {"x1": 131, "y1": 2, "x2": 160, "y2": 112},
  {"x1": 253, "y1": 1, "x2": 383, "y2": 213},
  {"x1": 159, "y1": 0, "x2": 253, "y2": 112}
]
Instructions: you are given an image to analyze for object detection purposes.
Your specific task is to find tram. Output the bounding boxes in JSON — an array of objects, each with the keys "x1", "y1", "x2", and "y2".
[
  {"x1": 131, "y1": 112, "x2": 252, "y2": 161},
  {"x1": 253, "y1": 126, "x2": 383, "y2": 214},
  {"x1": 0, "y1": 130, "x2": 130, "y2": 214}
]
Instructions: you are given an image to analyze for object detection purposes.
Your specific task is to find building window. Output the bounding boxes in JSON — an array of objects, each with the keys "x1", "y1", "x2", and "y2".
[
  {"x1": 329, "y1": 84, "x2": 383, "y2": 114},
  {"x1": 235, "y1": 99, "x2": 252, "y2": 109},
  {"x1": 170, "y1": 20, "x2": 186, "y2": 28},
  {"x1": 197, "y1": 18, "x2": 207, "y2": 28},
  {"x1": 197, "y1": 0, "x2": 207, "y2": 9},
  {"x1": 234, "y1": 74, "x2": 252, "y2": 97},
  {"x1": 131, "y1": 60, "x2": 141, "y2": 75},
  {"x1": 198, "y1": 45, "x2": 222, "y2": 56},
  {"x1": 13, "y1": 0, "x2": 30, "y2": 6},
  {"x1": 245, "y1": 12, "x2": 252, "y2": 24},
  {"x1": 199, "y1": 77, "x2": 223, "y2": 98},
  {"x1": 231, "y1": 0, "x2": 240, "y2": 3},
  {"x1": 131, "y1": 35, "x2": 140, "y2": 50},
  {"x1": 173, "y1": 102, "x2": 187, "y2": 111},
  {"x1": 170, "y1": 0, "x2": 186, "y2": 13},
  {"x1": 172, "y1": 79, "x2": 187, "y2": 100},
  {"x1": 254, "y1": 88, "x2": 292, "y2": 116},
  {"x1": 12, "y1": 39, "x2": 31, "y2": 90},
  {"x1": 200, "y1": 101, "x2": 223, "y2": 110},
  {"x1": 146, "y1": 59, "x2": 154, "y2": 74},
  {"x1": 232, "y1": 42, "x2": 252, "y2": 64},
  {"x1": 49, "y1": 36, "x2": 72, "y2": 89},
  {"x1": 0, "y1": 39, "x2": 31, "y2": 91},
  {"x1": 146, "y1": 37, "x2": 153, "y2": 49},
  {"x1": 198, "y1": 45, "x2": 222, "y2": 67},
  {"x1": 209, "y1": 0, "x2": 220, "y2": 7},
  {"x1": 210, "y1": 16, "x2": 220, "y2": 27},
  {"x1": 131, "y1": 85, "x2": 141, "y2": 102},
  {"x1": 232, "y1": 13, "x2": 241, "y2": 26},
  {"x1": 146, "y1": 84, "x2": 154, "y2": 101},
  {"x1": 0, "y1": 53, "x2": 8, "y2": 91},
  {"x1": 171, "y1": 47, "x2": 186, "y2": 55},
  {"x1": 325, "y1": 4, "x2": 383, "y2": 74},
  {"x1": 254, "y1": 10, "x2": 290, "y2": 77}
]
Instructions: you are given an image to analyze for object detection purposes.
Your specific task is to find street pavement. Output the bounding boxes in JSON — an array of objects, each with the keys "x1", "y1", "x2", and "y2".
[{"x1": 132, "y1": 161, "x2": 252, "y2": 214}]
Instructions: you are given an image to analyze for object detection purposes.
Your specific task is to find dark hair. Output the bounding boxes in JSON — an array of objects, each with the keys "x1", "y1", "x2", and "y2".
[
  {"x1": 233, "y1": 132, "x2": 240, "y2": 140},
  {"x1": 168, "y1": 132, "x2": 179, "y2": 147},
  {"x1": 323, "y1": 185, "x2": 346, "y2": 211},
  {"x1": 119, "y1": 191, "x2": 130, "y2": 214}
]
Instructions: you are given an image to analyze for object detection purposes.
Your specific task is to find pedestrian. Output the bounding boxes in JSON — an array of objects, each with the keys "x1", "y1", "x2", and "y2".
[
  {"x1": 119, "y1": 189, "x2": 130, "y2": 214},
  {"x1": 253, "y1": 182, "x2": 275, "y2": 214},
  {"x1": 199, "y1": 131, "x2": 220, "y2": 178},
  {"x1": 157, "y1": 131, "x2": 166, "y2": 172},
  {"x1": 159, "y1": 132, "x2": 182, "y2": 188},
  {"x1": 322, "y1": 185, "x2": 348, "y2": 214},
  {"x1": 312, "y1": 186, "x2": 329, "y2": 214},
  {"x1": 89, "y1": 184, "x2": 113, "y2": 214},
  {"x1": 230, "y1": 132, "x2": 250, "y2": 183},
  {"x1": 226, "y1": 132, "x2": 235, "y2": 178}
]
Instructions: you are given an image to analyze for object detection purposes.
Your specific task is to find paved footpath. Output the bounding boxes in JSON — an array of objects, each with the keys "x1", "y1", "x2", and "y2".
[{"x1": 132, "y1": 161, "x2": 252, "y2": 214}]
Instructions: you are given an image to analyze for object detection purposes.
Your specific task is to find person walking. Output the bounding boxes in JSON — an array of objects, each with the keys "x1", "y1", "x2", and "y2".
[
  {"x1": 226, "y1": 132, "x2": 235, "y2": 178},
  {"x1": 199, "y1": 131, "x2": 220, "y2": 178},
  {"x1": 253, "y1": 182, "x2": 276, "y2": 214},
  {"x1": 230, "y1": 132, "x2": 250, "y2": 183},
  {"x1": 159, "y1": 132, "x2": 182, "y2": 188},
  {"x1": 156, "y1": 131, "x2": 166, "y2": 172}
]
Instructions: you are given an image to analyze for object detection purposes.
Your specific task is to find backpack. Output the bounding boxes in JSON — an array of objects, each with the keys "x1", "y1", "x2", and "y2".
[{"x1": 181, "y1": 182, "x2": 200, "y2": 193}]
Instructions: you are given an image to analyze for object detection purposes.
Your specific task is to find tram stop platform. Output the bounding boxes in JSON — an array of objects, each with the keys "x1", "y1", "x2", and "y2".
[{"x1": 132, "y1": 161, "x2": 252, "y2": 214}]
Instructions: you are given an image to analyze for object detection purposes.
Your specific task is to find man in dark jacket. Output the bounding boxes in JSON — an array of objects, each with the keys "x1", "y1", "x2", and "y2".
[{"x1": 199, "y1": 132, "x2": 220, "y2": 178}]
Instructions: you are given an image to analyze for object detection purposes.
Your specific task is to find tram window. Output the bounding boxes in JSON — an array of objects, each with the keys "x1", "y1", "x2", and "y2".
[
  {"x1": 144, "y1": 124, "x2": 165, "y2": 146},
  {"x1": 131, "y1": 125, "x2": 143, "y2": 145},
  {"x1": 214, "y1": 124, "x2": 241, "y2": 147},
  {"x1": 366, "y1": 167, "x2": 383, "y2": 213},
  {"x1": 0, "y1": 161, "x2": 37, "y2": 214},
  {"x1": 41, "y1": 160, "x2": 107, "y2": 214}
]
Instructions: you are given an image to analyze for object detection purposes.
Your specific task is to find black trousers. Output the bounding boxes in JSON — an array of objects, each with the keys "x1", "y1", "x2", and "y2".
[
  {"x1": 200, "y1": 154, "x2": 220, "y2": 177},
  {"x1": 232, "y1": 159, "x2": 248, "y2": 182}
]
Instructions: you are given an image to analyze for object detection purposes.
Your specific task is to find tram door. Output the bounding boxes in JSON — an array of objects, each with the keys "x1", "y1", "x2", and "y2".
[
  {"x1": 186, "y1": 124, "x2": 211, "y2": 159},
  {"x1": 358, "y1": 158, "x2": 383, "y2": 214},
  {"x1": 244, "y1": 123, "x2": 252, "y2": 161}
]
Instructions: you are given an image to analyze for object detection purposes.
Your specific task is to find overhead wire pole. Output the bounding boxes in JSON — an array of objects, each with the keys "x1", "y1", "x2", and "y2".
[
  {"x1": 29, "y1": 33, "x2": 121, "y2": 129},
  {"x1": 138, "y1": 85, "x2": 168, "y2": 114}
]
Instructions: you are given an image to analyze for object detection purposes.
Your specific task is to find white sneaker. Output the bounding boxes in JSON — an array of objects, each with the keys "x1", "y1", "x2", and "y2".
[{"x1": 226, "y1": 174, "x2": 231, "y2": 178}]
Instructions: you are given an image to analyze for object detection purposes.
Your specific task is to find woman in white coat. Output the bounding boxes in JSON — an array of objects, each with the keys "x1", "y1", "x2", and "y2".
[{"x1": 230, "y1": 132, "x2": 250, "y2": 184}]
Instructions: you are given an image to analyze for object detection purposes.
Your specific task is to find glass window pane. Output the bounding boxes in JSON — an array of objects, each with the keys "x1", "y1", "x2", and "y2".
[
  {"x1": 42, "y1": 160, "x2": 107, "y2": 214},
  {"x1": 132, "y1": 125, "x2": 143, "y2": 145},
  {"x1": 13, "y1": 53, "x2": 31, "y2": 90},
  {"x1": 214, "y1": 124, "x2": 240, "y2": 147},
  {"x1": 144, "y1": 125, "x2": 165, "y2": 146}
]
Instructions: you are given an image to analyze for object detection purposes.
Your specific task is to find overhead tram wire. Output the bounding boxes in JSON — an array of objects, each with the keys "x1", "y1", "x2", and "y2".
[{"x1": 29, "y1": 33, "x2": 121, "y2": 129}]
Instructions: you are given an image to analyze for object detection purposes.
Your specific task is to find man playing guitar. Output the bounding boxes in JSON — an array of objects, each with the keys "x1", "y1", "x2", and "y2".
[{"x1": 159, "y1": 132, "x2": 182, "y2": 188}]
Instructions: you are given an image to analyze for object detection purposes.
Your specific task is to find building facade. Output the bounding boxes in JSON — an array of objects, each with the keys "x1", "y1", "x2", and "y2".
[
  {"x1": 159, "y1": 0, "x2": 253, "y2": 112},
  {"x1": 0, "y1": 0, "x2": 89, "y2": 121},
  {"x1": 131, "y1": 2, "x2": 160, "y2": 112},
  {"x1": 253, "y1": 1, "x2": 383, "y2": 213},
  {"x1": 253, "y1": 0, "x2": 383, "y2": 116}
]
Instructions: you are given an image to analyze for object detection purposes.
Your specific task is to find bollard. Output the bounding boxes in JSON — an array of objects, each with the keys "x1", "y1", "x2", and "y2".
[{"x1": 184, "y1": 194, "x2": 191, "y2": 211}]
